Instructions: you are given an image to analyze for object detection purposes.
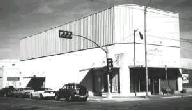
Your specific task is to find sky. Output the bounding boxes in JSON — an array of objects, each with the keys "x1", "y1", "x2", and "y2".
[{"x1": 0, "y1": 0, "x2": 192, "y2": 59}]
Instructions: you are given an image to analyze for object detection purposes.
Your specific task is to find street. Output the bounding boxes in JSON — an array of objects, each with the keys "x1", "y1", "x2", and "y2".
[{"x1": 0, "y1": 96, "x2": 191, "y2": 110}]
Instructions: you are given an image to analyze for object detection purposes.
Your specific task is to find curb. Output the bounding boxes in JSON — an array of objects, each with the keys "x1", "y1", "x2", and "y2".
[{"x1": 88, "y1": 96, "x2": 149, "y2": 102}]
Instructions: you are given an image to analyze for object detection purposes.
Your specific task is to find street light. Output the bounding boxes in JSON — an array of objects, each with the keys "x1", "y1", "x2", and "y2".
[
  {"x1": 133, "y1": 29, "x2": 138, "y2": 66},
  {"x1": 134, "y1": 29, "x2": 143, "y2": 66},
  {"x1": 133, "y1": 29, "x2": 143, "y2": 96}
]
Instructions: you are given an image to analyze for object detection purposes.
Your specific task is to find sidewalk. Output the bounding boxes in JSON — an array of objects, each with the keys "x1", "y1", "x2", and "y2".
[
  {"x1": 88, "y1": 95, "x2": 149, "y2": 102},
  {"x1": 88, "y1": 92, "x2": 192, "y2": 102},
  {"x1": 149, "y1": 92, "x2": 192, "y2": 99}
]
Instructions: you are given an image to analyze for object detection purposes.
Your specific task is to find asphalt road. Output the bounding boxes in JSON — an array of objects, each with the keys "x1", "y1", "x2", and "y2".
[{"x1": 0, "y1": 96, "x2": 191, "y2": 110}]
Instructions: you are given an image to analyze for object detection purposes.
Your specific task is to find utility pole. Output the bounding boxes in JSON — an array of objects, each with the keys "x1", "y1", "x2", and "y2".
[
  {"x1": 134, "y1": 29, "x2": 137, "y2": 96},
  {"x1": 144, "y1": 0, "x2": 151, "y2": 97}
]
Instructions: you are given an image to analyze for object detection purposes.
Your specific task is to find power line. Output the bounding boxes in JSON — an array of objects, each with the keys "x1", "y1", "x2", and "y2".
[
  {"x1": 149, "y1": 11, "x2": 191, "y2": 22},
  {"x1": 147, "y1": 34, "x2": 192, "y2": 43},
  {"x1": 132, "y1": 7, "x2": 192, "y2": 22}
]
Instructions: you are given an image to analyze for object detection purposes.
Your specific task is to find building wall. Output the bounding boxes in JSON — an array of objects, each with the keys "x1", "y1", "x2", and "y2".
[
  {"x1": 20, "y1": 48, "x2": 107, "y2": 91},
  {"x1": 20, "y1": 4, "x2": 180, "y2": 68},
  {"x1": 0, "y1": 60, "x2": 21, "y2": 89},
  {"x1": 114, "y1": 4, "x2": 180, "y2": 46},
  {"x1": 113, "y1": 4, "x2": 180, "y2": 67},
  {"x1": 19, "y1": 43, "x2": 181, "y2": 92}
]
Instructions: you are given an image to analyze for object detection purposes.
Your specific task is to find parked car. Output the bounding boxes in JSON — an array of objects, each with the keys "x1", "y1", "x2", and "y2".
[
  {"x1": 12, "y1": 88, "x2": 23, "y2": 97},
  {"x1": 0, "y1": 86, "x2": 15, "y2": 97},
  {"x1": 30, "y1": 88, "x2": 55, "y2": 99},
  {"x1": 12, "y1": 87, "x2": 34, "y2": 98},
  {"x1": 55, "y1": 83, "x2": 88, "y2": 101},
  {"x1": 22, "y1": 87, "x2": 35, "y2": 98}
]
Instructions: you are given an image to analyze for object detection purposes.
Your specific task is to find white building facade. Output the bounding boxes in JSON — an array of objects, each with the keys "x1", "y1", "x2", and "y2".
[
  {"x1": 20, "y1": 4, "x2": 182, "y2": 96},
  {"x1": 0, "y1": 59, "x2": 21, "y2": 89}
]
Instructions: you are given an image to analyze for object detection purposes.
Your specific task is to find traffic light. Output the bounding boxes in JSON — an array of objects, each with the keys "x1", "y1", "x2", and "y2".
[
  {"x1": 59, "y1": 30, "x2": 72, "y2": 39},
  {"x1": 107, "y1": 58, "x2": 113, "y2": 73}
]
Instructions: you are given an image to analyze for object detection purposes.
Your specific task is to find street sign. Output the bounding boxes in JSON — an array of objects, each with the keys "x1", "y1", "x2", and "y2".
[
  {"x1": 59, "y1": 30, "x2": 72, "y2": 39},
  {"x1": 182, "y1": 74, "x2": 189, "y2": 84}
]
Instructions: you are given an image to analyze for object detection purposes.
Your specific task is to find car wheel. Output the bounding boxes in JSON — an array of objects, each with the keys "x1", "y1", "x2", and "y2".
[
  {"x1": 3, "y1": 93, "x2": 7, "y2": 97},
  {"x1": 39, "y1": 94, "x2": 43, "y2": 99},
  {"x1": 55, "y1": 95, "x2": 60, "y2": 101},
  {"x1": 66, "y1": 95, "x2": 72, "y2": 102},
  {"x1": 19, "y1": 94, "x2": 23, "y2": 98},
  {"x1": 82, "y1": 97, "x2": 87, "y2": 102},
  {"x1": 30, "y1": 94, "x2": 33, "y2": 99}
]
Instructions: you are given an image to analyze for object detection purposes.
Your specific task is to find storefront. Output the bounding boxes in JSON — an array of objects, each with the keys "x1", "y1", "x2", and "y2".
[{"x1": 130, "y1": 67, "x2": 181, "y2": 95}]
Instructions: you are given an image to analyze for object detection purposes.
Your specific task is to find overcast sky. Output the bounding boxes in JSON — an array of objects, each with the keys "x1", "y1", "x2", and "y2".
[{"x1": 0, "y1": 0, "x2": 192, "y2": 59}]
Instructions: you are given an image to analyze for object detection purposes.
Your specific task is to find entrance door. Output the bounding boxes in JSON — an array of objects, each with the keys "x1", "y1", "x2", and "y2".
[
  {"x1": 151, "y1": 78, "x2": 160, "y2": 94},
  {"x1": 111, "y1": 73, "x2": 119, "y2": 93},
  {"x1": 27, "y1": 77, "x2": 45, "y2": 90},
  {"x1": 93, "y1": 72, "x2": 104, "y2": 96},
  {"x1": 93, "y1": 68, "x2": 120, "y2": 95}
]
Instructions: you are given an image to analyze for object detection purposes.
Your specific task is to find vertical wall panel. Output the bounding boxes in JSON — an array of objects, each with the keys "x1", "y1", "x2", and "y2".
[
  {"x1": 39, "y1": 33, "x2": 43, "y2": 57},
  {"x1": 20, "y1": 6, "x2": 116, "y2": 60},
  {"x1": 44, "y1": 31, "x2": 48, "y2": 56}
]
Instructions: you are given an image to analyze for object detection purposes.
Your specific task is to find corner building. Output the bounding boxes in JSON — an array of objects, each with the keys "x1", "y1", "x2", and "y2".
[{"x1": 20, "y1": 4, "x2": 182, "y2": 96}]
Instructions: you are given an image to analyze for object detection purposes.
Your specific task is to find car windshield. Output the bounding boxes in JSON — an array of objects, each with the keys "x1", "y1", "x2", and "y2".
[
  {"x1": 35, "y1": 88, "x2": 52, "y2": 91},
  {"x1": 23, "y1": 88, "x2": 32, "y2": 90},
  {"x1": 62, "y1": 84, "x2": 84, "y2": 89},
  {"x1": 45, "y1": 88, "x2": 52, "y2": 91}
]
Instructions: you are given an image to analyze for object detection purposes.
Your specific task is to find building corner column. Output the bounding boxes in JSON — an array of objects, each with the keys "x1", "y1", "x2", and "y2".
[{"x1": 119, "y1": 53, "x2": 130, "y2": 96}]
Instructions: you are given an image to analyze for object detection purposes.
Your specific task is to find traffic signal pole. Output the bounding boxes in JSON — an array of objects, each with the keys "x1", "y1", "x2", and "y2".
[
  {"x1": 74, "y1": 34, "x2": 112, "y2": 98},
  {"x1": 73, "y1": 34, "x2": 107, "y2": 53},
  {"x1": 105, "y1": 50, "x2": 112, "y2": 98},
  {"x1": 61, "y1": 33, "x2": 112, "y2": 98}
]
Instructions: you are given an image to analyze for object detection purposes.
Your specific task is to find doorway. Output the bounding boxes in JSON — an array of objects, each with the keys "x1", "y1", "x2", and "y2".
[
  {"x1": 27, "y1": 77, "x2": 45, "y2": 90},
  {"x1": 150, "y1": 78, "x2": 160, "y2": 94},
  {"x1": 92, "y1": 68, "x2": 120, "y2": 96},
  {"x1": 110, "y1": 68, "x2": 120, "y2": 93}
]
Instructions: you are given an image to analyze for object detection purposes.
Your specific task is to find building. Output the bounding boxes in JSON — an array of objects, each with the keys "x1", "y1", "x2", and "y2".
[
  {"x1": 0, "y1": 59, "x2": 21, "y2": 89},
  {"x1": 20, "y1": 4, "x2": 182, "y2": 96}
]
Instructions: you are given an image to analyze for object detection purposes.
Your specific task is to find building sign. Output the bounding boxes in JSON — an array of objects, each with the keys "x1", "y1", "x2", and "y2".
[
  {"x1": 7, "y1": 77, "x2": 20, "y2": 81},
  {"x1": 182, "y1": 74, "x2": 189, "y2": 84}
]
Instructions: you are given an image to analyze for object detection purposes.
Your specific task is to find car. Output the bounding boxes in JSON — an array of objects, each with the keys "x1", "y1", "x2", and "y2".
[
  {"x1": 30, "y1": 88, "x2": 55, "y2": 99},
  {"x1": 55, "y1": 83, "x2": 88, "y2": 101},
  {"x1": 21, "y1": 87, "x2": 35, "y2": 98},
  {"x1": 0, "y1": 86, "x2": 15, "y2": 97},
  {"x1": 12, "y1": 88, "x2": 23, "y2": 98},
  {"x1": 12, "y1": 87, "x2": 34, "y2": 98}
]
